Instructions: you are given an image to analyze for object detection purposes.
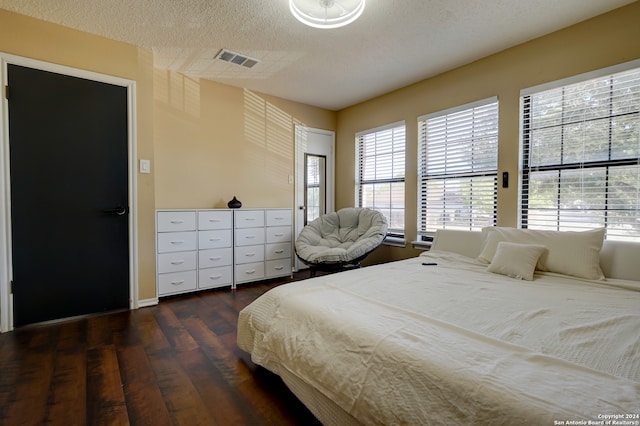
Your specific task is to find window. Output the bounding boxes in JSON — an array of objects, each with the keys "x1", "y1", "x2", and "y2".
[
  {"x1": 521, "y1": 63, "x2": 640, "y2": 241},
  {"x1": 305, "y1": 154, "x2": 326, "y2": 224},
  {"x1": 356, "y1": 122, "x2": 405, "y2": 237},
  {"x1": 418, "y1": 98, "x2": 498, "y2": 239}
]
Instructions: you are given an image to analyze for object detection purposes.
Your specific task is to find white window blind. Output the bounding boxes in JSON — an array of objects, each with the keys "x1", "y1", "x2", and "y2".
[
  {"x1": 418, "y1": 98, "x2": 498, "y2": 237},
  {"x1": 356, "y1": 122, "x2": 405, "y2": 236},
  {"x1": 521, "y1": 65, "x2": 640, "y2": 241}
]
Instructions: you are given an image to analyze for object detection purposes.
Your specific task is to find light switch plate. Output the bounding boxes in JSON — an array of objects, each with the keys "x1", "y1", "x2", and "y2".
[{"x1": 140, "y1": 159, "x2": 151, "y2": 174}]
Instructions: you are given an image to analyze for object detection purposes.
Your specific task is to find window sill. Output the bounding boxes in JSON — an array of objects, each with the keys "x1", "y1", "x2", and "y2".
[
  {"x1": 411, "y1": 240, "x2": 432, "y2": 251},
  {"x1": 383, "y1": 236, "x2": 406, "y2": 247}
]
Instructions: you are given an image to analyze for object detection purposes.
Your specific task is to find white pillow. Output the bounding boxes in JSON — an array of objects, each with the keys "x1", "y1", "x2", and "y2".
[
  {"x1": 477, "y1": 227, "x2": 606, "y2": 280},
  {"x1": 487, "y1": 242, "x2": 546, "y2": 281}
]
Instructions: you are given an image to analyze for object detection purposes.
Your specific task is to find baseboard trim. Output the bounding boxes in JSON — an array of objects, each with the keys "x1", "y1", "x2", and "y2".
[{"x1": 138, "y1": 298, "x2": 158, "y2": 308}]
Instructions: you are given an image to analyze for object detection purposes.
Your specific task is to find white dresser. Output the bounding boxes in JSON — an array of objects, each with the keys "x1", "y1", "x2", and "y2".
[
  {"x1": 234, "y1": 209, "x2": 267, "y2": 284},
  {"x1": 265, "y1": 209, "x2": 294, "y2": 279},
  {"x1": 197, "y1": 210, "x2": 234, "y2": 290},
  {"x1": 156, "y1": 210, "x2": 198, "y2": 296},
  {"x1": 156, "y1": 208, "x2": 292, "y2": 296},
  {"x1": 234, "y1": 209, "x2": 293, "y2": 285}
]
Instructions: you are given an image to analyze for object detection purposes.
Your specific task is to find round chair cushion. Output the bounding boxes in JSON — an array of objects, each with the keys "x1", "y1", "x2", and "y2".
[{"x1": 295, "y1": 207, "x2": 388, "y2": 265}]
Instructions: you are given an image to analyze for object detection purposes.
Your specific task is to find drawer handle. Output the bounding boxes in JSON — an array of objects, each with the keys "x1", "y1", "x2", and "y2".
[
  {"x1": 209, "y1": 237, "x2": 221, "y2": 241},
  {"x1": 274, "y1": 233, "x2": 284, "y2": 237},
  {"x1": 171, "y1": 260, "x2": 185, "y2": 265},
  {"x1": 209, "y1": 256, "x2": 222, "y2": 261},
  {"x1": 275, "y1": 249, "x2": 284, "y2": 254},
  {"x1": 274, "y1": 266, "x2": 284, "y2": 271},
  {"x1": 274, "y1": 217, "x2": 284, "y2": 220},
  {"x1": 170, "y1": 240, "x2": 185, "y2": 244},
  {"x1": 208, "y1": 219, "x2": 221, "y2": 222},
  {"x1": 245, "y1": 235, "x2": 255, "y2": 239},
  {"x1": 170, "y1": 280, "x2": 185, "y2": 285},
  {"x1": 244, "y1": 218, "x2": 256, "y2": 221},
  {"x1": 245, "y1": 253, "x2": 256, "y2": 257},
  {"x1": 245, "y1": 270, "x2": 256, "y2": 274},
  {"x1": 170, "y1": 219, "x2": 184, "y2": 224},
  {"x1": 208, "y1": 275, "x2": 222, "y2": 280}
]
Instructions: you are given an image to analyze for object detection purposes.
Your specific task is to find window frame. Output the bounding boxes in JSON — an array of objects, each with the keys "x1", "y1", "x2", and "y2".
[
  {"x1": 519, "y1": 59, "x2": 640, "y2": 241},
  {"x1": 355, "y1": 121, "x2": 406, "y2": 240},
  {"x1": 417, "y1": 97, "x2": 499, "y2": 242}
]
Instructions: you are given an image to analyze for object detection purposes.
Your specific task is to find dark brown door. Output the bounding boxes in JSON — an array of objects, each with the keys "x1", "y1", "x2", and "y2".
[{"x1": 8, "y1": 64, "x2": 130, "y2": 327}]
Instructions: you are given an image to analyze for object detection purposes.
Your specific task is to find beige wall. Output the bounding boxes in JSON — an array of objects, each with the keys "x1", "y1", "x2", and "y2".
[
  {"x1": 336, "y1": 1, "x2": 640, "y2": 264},
  {"x1": 0, "y1": 9, "x2": 158, "y2": 300},
  {"x1": 0, "y1": 8, "x2": 336, "y2": 304},
  {"x1": 1, "y1": 2, "x2": 639, "y2": 303},
  {"x1": 153, "y1": 72, "x2": 336, "y2": 209}
]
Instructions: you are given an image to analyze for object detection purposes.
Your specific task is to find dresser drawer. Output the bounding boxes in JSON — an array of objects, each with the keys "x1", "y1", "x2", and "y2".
[
  {"x1": 235, "y1": 245, "x2": 265, "y2": 264},
  {"x1": 266, "y1": 259, "x2": 291, "y2": 278},
  {"x1": 235, "y1": 262, "x2": 265, "y2": 283},
  {"x1": 199, "y1": 229, "x2": 232, "y2": 249},
  {"x1": 157, "y1": 211, "x2": 196, "y2": 232},
  {"x1": 235, "y1": 228, "x2": 265, "y2": 246},
  {"x1": 266, "y1": 226, "x2": 292, "y2": 244},
  {"x1": 266, "y1": 242, "x2": 292, "y2": 260},
  {"x1": 157, "y1": 251, "x2": 197, "y2": 274},
  {"x1": 158, "y1": 270, "x2": 197, "y2": 295},
  {"x1": 157, "y1": 231, "x2": 197, "y2": 253},
  {"x1": 199, "y1": 248, "x2": 232, "y2": 269},
  {"x1": 198, "y1": 210, "x2": 232, "y2": 230},
  {"x1": 198, "y1": 266, "x2": 232, "y2": 289},
  {"x1": 266, "y1": 209, "x2": 292, "y2": 227},
  {"x1": 235, "y1": 210, "x2": 265, "y2": 228}
]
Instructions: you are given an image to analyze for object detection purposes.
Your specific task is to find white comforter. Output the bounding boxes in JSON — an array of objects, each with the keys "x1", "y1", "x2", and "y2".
[{"x1": 237, "y1": 251, "x2": 640, "y2": 425}]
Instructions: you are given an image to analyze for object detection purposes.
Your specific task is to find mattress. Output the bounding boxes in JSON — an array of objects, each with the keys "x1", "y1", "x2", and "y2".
[{"x1": 237, "y1": 250, "x2": 640, "y2": 425}]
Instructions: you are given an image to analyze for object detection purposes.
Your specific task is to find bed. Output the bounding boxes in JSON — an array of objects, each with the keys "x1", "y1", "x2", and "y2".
[{"x1": 237, "y1": 228, "x2": 640, "y2": 425}]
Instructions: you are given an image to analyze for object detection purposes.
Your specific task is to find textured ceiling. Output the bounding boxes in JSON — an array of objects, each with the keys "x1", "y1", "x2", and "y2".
[{"x1": 0, "y1": 0, "x2": 635, "y2": 110}]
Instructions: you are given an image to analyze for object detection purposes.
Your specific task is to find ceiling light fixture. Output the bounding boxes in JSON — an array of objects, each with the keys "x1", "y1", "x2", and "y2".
[{"x1": 289, "y1": 0, "x2": 366, "y2": 29}]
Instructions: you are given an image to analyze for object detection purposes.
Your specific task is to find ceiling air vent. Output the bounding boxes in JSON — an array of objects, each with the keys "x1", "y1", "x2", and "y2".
[{"x1": 215, "y1": 49, "x2": 260, "y2": 69}]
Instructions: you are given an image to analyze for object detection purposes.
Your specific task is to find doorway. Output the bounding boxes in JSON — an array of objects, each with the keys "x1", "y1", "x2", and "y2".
[
  {"x1": 294, "y1": 126, "x2": 335, "y2": 271},
  {"x1": 1, "y1": 58, "x2": 136, "y2": 329}
]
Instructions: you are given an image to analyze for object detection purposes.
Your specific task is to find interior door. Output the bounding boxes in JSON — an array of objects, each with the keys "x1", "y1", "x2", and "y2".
[
  {"x1": 294, "y1": 126, "x2": 334, "y2": 271},
  {"x1": 8, "y1": 64, "x2": 130, "y2": 327}
]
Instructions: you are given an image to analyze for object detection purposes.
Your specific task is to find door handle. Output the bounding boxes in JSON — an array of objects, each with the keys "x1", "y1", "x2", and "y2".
[{"x1": 103, "y1": 206, "x2": 129, "y2": 216}]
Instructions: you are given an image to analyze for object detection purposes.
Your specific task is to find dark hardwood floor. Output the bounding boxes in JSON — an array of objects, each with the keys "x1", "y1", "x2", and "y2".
[{"x1": 0, "y1": 273, "x2": 323, "y2": 425}]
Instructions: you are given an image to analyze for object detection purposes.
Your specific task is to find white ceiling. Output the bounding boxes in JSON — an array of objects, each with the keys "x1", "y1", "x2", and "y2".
[{"x1": 0, "y1": 0, "x2": 635, "y2": 110}]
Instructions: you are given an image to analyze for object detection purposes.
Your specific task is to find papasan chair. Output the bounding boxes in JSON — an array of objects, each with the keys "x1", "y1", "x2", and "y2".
[{"x1": 295, "y1": 207, "x2": 388, "y2": 277}]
